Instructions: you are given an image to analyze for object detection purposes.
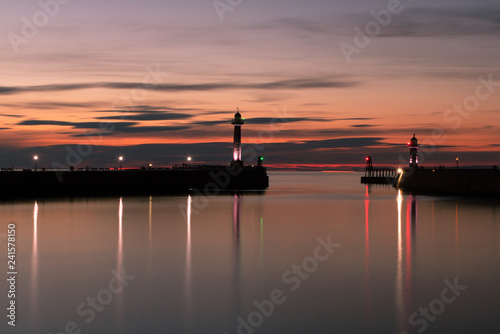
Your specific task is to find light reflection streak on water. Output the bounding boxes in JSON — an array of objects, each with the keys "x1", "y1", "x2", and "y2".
[
  {"x1": 260, "y1": 217, "x2": 264, "y2": 272},
  {"x1": 185, "y1": 195, "x2": 193, "y2": 320},
  {"x1": 147, "y1": 196, "x2": 153, "y2": 275},
  {"x1": 116, "y1": 197, "x2": 123, "y2": 318},
  {"x1": 396, "y1": 190, "x2": 404, "y2": 329},
  {"x1": 455, "y1": 202, "x2": 459, "y2": 268},
  {"x1": 233, "y1": 194, "x2": 241, "y2": 282},
  {"x1": 364, "y1": 185, "x2": 371, "y2": 318},
  {"x1": 233, "y1": 194, "x2": 240, "y2": 244},
  {"x1": 404, "y1": 196, "x2": 414, "y2": 332},
  {"x1": 118, "y1": 197, "x2": 123, "y2": 272},
  {"x1": 149, "y1": 195, "x2": 153, "y2": 255},
  {"x1": 405, "y1": 198, "x2": 411, "y2": 302},
  {"x1": 396, "y1": 193, "x2": 417, "y2": 333},
  {"x1": 31, "y1": 201, "x2": 39, "y2": 321},
  {"x1": 233, "y1": 193, "x2": 242, "y2": 315},
  {"x1": 432, "y1": 200, "x2": 436, "y2": 241}
]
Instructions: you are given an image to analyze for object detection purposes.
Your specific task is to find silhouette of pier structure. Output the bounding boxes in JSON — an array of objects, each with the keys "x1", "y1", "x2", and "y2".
[
  {"x1": 363, "y1": 134, "x2": 500, "y2": 194},
  {"x1": 0, "y1": 110, "x2": 269, "y2": 198},
  {"x1": 361, "y1": 156, "x2": 398, "y2": 184}
]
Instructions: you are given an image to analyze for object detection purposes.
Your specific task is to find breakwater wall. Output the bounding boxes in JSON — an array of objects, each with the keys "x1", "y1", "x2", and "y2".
[
  {"x1": 0, "y1": 166, "x2": 269, "y2": 198},
  {"x1": 396, "y1": 168, "x2": 500, "y2": 195}
]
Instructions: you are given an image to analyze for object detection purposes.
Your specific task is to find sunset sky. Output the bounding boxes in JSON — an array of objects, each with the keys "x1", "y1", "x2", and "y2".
[{"x1": 1, "y1": 0, "x2": 499, "y2": 170}]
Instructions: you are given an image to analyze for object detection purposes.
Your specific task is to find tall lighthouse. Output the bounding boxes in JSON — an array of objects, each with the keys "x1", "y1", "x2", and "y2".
[
  {"x1": 408, "y1": 134, "x2": 419, "y2": 168},
  {"x1": 231, "y1": 108, "x2": 244, "y2": 165}
]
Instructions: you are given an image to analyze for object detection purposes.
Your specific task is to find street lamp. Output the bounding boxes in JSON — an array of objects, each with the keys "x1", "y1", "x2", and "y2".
[
  {"x1": 456, "y1": 158, "x2": 459, "y2": 168},
  {"x1": 187, "y1": 156, "x2": 192, "y2": 162},
  {"x1": 34, "y1": 155, "x2": 38, "y2": 171},
  {"x1": 119, "y1": 156, "x2": 123, "y2": 170}
]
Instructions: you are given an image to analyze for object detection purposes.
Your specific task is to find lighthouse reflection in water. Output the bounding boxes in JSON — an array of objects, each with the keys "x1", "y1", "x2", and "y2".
[{"x1": 1, "y1": 172, "x2": 499, "y2": 334}]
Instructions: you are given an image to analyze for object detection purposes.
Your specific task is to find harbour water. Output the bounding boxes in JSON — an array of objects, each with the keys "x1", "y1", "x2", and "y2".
[{"x1": 1, "y1": 172, "x2": 499, "y2": 333}]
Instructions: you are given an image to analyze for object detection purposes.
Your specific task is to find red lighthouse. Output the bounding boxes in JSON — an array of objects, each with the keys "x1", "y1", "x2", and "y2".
[{"x1": 408, "y1": 134, "x2": 419, "y2": 168}]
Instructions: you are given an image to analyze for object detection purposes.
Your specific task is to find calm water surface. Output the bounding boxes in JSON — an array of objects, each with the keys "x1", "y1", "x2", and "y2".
[{"x1": 1, "y1": 172, "x2": 499, "y2": 334}]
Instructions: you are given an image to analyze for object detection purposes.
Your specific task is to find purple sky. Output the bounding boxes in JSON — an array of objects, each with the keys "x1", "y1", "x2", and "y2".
[{"x1": 0, "y1": 0, "x2": 499, "y2": 169}]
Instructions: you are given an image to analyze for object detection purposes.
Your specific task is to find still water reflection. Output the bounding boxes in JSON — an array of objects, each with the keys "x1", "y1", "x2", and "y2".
[{"x1": 1, "y1": 172, "x2": 499, "y2": 334}]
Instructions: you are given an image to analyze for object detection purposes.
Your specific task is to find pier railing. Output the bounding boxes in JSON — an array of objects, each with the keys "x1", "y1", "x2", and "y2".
[
  {"x1": 361, "y1": 168, "x2": 398, "y2": 185},
  {"x1": 364, "y1": 168, "x2": 398, "y2": 178}
]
